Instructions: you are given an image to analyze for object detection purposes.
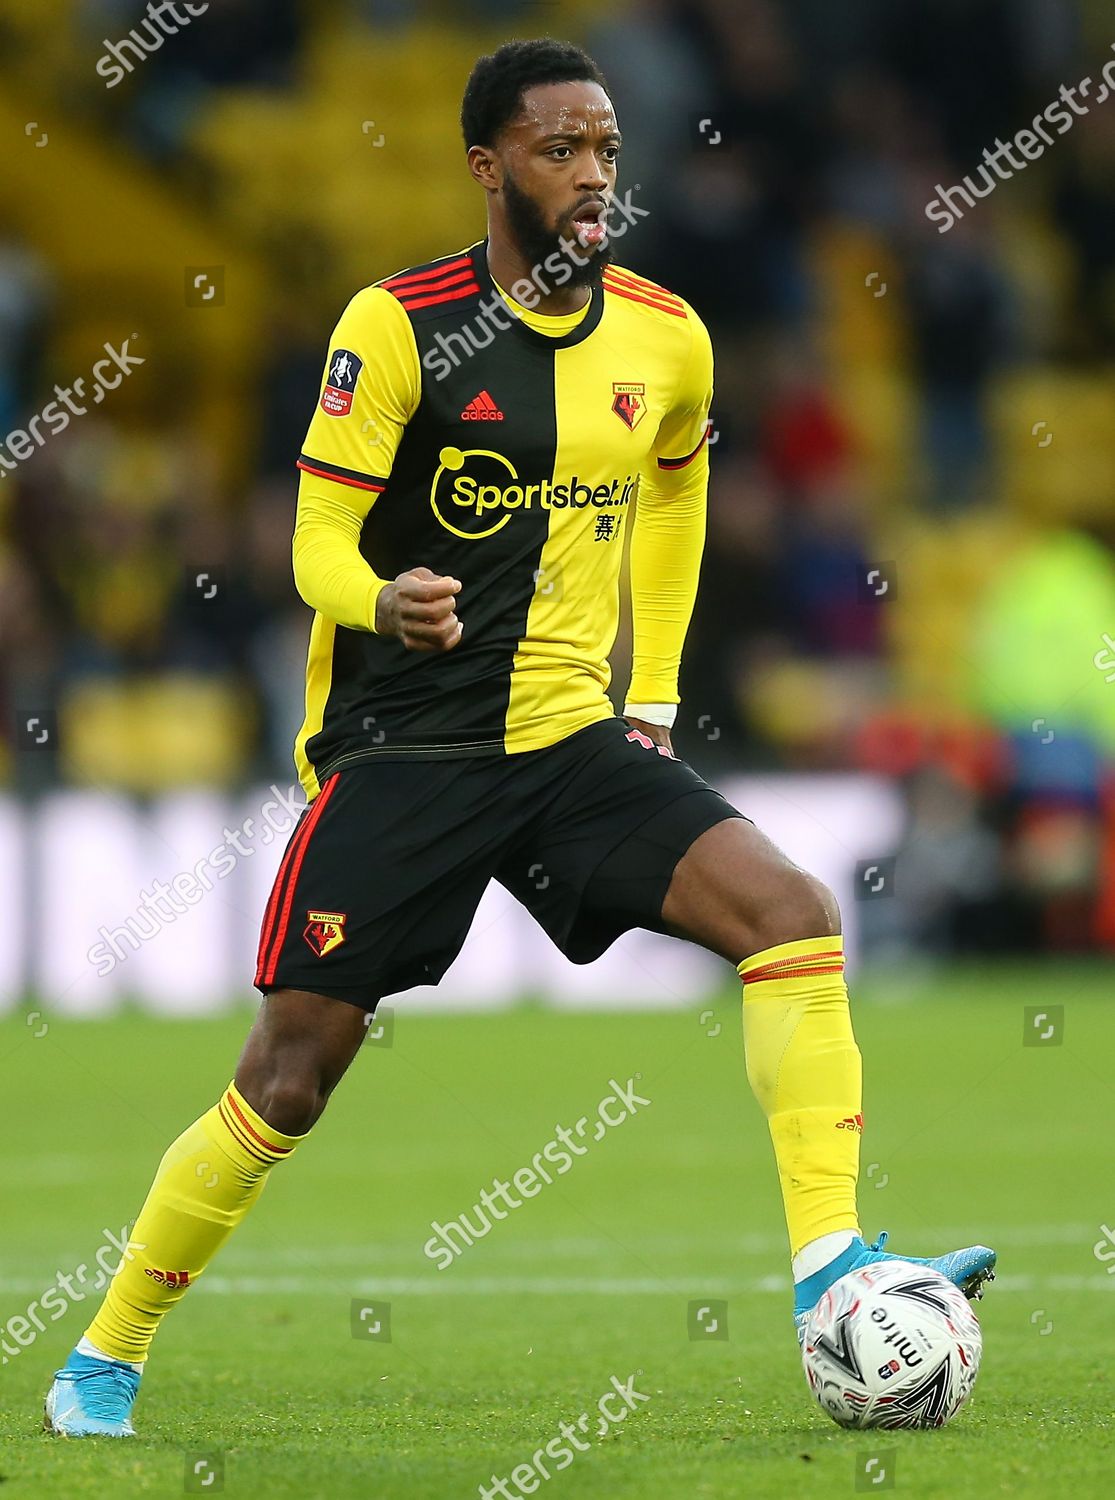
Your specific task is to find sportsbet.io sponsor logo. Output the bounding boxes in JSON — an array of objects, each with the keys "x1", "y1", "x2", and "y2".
[{"x1": 430, "y1": 445, "x2": 636, "y2": 540}]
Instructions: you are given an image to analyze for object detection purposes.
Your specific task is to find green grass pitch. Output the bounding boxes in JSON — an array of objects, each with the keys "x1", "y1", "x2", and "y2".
[{"x1": 2, "y1": 963, "x2": 1112, "y2": 1498}]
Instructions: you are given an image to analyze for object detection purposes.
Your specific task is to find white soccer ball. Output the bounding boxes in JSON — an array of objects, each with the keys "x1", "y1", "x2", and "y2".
[{"x1": 801, "y1": 1261, "x2": 982, "y2": 1429}]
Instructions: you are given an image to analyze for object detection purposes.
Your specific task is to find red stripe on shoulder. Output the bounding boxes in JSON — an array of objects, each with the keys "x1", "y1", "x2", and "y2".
[
  {"x1": 391, "y1": 280, "x2": 480, "y2": 311},
  {"x1": 384, "y1": 267, "x2": 475, "y2": 299},
  {"x1": 605, "y1": 265, "x2": 684, "y2": 305},
  {"x1": 603, "y1": 278, "x2": 688, "y2": 318},
  {"x1": 380, "y1": 255, "x2": 472, "y2": 291}
]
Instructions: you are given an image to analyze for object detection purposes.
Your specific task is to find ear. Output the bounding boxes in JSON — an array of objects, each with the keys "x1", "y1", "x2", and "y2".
[{"x1": 467, "y1": 144, "x2": 502, "y2": 192}]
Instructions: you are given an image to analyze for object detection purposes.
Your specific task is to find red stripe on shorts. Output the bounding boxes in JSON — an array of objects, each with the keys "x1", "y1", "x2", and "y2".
[{"x1": 255, "y1": 775, "x2": 339, "y2": 986}]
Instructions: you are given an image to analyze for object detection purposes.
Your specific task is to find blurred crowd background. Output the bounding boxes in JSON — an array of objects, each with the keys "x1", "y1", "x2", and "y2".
[{"x1": 1, "y1": 0, "x2": 1114, "y2": 955}]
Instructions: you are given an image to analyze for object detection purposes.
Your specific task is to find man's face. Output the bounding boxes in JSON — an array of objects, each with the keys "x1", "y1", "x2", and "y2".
[{"x1": 492, "y1": 81, "x2": 621, "y2": 285}]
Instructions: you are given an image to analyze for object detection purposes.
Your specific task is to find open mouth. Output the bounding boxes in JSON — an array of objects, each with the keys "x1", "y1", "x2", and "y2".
[{"x1": 571, "y1": 199, "x2": 609, "y2": 248}]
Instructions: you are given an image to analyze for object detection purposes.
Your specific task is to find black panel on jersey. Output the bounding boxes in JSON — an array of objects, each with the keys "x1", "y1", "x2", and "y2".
[{"x1": 304, "y1": 243, "x2": 564, "y2": 771}]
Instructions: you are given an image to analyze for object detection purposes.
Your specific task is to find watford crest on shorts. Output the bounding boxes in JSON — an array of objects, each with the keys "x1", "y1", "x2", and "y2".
[{"x1": 304, "y1": 910, "x2": 347, "y2": 957}]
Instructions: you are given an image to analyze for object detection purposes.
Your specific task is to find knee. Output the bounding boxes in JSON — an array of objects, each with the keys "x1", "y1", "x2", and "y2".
[
  {"x1": 749, "y1": 867, "x2": 841, "y2": 955},
  {"x1": 246, "y1": 1075, "x2": 330, "y2": 1136},
  {"x1": 233, "y1": 991, "x2": 366, "y2": 1136},
  {"x1": 234, "y1": 1054, "x2": 336, "y2": 1136}
]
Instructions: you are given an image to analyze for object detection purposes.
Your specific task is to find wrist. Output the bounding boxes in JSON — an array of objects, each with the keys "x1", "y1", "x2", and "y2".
[
  {"x1": 369, "y1": 577, "x2": 390, "y2": 634},
  {"x1": 623, "y1": 701, "x2": 677, "y2": 729}
]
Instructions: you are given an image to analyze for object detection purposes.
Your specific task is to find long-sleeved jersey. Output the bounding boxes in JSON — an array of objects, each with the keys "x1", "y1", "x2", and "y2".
[{"x1": 291, "y1": 239, "x2": 712, "y2": 799}]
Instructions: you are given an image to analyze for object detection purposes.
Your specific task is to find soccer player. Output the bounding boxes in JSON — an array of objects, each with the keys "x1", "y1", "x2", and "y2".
[{"x1": 45, "y1": 38, "x2": 995, "y2": 1437}]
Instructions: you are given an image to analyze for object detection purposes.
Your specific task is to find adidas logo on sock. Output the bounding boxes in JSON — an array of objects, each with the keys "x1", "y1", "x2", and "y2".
[
  {"x1": 144, "y1": 1267, "x2": 190, "y2": 1287},
  {"x1": 461, "y1": 389, "x2": 504, "y2": 421},
  {"x1": 835, "y1": 1113, "x2": 864, "y2": 1133}
]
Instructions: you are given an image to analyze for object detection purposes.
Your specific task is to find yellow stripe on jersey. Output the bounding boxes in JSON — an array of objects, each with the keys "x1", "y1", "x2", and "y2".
[
  {"x1": 627, "y1": 312, "x2": 712, "y2": 706},
  {"x1": 503, "y1": 277, "x2": 712, "y2": 749},
  {"x1": 294, "y1": 613, "x2": 337, "y2": 802}
]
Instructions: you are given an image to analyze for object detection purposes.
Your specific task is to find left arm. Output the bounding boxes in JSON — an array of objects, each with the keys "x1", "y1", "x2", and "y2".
[{"x1": 625, "y1": 310, "x2": 714, "y2": 754}]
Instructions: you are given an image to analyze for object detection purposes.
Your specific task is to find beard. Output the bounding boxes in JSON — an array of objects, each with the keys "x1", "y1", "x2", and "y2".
[{"x1": 501, "y1": 171, "x2": 614, "y2": 290}]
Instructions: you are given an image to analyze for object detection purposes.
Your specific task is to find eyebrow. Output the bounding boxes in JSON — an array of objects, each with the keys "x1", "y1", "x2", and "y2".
[{"x1": 537, "y1": 129, "x2": 622, "y2": 144}]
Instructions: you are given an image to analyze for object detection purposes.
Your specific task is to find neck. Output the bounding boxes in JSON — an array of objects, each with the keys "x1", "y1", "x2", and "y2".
[{"x1": 485, "y1": 234, "x2": 592, "y2": 316}]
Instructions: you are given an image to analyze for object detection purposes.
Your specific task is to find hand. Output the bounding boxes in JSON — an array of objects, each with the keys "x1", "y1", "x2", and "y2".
[
  {"x1": 375, "y1": 567, "x2": 463, "y2": 652},
  {"x1": 626, "y1": 718, "x2": 675, "y2": 757}
]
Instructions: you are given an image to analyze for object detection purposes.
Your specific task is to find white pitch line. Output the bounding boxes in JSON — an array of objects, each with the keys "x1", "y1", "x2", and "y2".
[
  {"x1": 5, "y1": 1223, "x2": 1097, "y2": 1276},
  {"x1": 2, "y1": 1273, "x2": 1111, "y2": 1297},
  {"x1": 198, "y1": 1273, "x2": 1115, "y2": 1295},
  {"x1": 215, "y1": 1223, "x2": 1105, "y2": 1264}
]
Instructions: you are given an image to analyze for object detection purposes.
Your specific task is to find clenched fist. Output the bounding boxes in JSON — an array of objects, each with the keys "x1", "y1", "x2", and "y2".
[{"x1": 375, "y1": 567, "x2": 463, "y2": 652}]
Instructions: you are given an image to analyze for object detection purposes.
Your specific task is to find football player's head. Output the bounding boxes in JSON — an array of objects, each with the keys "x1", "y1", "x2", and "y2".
[{"x1": 463, "y1": 38, "x2": 619, "y2": 286}]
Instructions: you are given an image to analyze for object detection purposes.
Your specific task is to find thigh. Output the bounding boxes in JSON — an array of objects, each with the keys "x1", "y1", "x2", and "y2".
[
  {"x1": 253, "y1": 756, "x2": 513, "y2": 1008},
  {"x1": 496, "y1": 718, "x2": 744, "y2": 964},
  {"x1": 661, "y1": 816, "x2": 840, "y2": 962}
]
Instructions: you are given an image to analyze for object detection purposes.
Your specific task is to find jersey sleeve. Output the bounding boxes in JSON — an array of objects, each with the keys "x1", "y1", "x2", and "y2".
[
  {"x1": 292, "y1": 287, "x2": 420, "y2": 632},
  {"x1": 625, "y1": 307, "x2": 714, "y2": 714}
]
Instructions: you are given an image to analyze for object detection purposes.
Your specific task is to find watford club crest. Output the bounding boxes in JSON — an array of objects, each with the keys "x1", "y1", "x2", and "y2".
[
  {"x1": 611, "y1": 382, "x2": 647, "y2": 430},
  {"x1": 304, "y1": 910, "x2": 347, "y2": 958}
]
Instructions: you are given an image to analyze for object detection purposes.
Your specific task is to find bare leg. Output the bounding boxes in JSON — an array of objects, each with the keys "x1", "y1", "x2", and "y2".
[{"x1": 235, "y1": 987, "x2": 375, "y2": 1133}]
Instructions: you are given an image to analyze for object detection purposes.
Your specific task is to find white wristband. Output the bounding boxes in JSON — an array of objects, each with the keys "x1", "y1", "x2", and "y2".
[{"x1": 623, "y1": 702, "x2": 677, "y2": 729}]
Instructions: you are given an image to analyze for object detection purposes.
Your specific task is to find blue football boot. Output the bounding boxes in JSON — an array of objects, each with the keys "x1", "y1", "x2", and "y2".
[
  {"x1": 793, "y1": 1230, "x2": 996, "y2": 1344},
  {"x1": 44, "y1": 1348, "x2": 141, "y2": 1437}
]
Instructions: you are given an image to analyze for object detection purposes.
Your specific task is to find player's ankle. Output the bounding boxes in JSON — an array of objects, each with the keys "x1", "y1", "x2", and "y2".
[
  {"x1": 792, "y1": 1229, "x2": 858, "y2": 1282},
  {"x1": 76, "y1": 1335, "x2": 145, "y2": 1373}
]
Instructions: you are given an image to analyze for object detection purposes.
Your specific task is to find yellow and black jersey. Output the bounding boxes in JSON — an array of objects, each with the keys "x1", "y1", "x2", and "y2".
[{"x1": 291, "y1": 239, "x2": 713, "y2": 799}]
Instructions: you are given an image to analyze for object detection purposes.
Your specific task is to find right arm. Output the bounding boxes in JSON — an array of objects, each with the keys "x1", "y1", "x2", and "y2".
[{"x1": 292, "y1": 287, "x2": 462, "y2": 650}]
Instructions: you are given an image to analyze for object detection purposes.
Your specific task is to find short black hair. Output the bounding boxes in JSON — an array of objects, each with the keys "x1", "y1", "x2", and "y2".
[{"x1": 461, "y1": 38, "x2": 609, "y2": 151}]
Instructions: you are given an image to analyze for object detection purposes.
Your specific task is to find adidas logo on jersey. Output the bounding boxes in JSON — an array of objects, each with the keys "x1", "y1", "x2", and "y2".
[
  {"x1": 836, "y1": 1113, "x2": 864, "y2": 1133},
  {"x1": 461, "y1": 389, "x2": 504, "y2": 421}
]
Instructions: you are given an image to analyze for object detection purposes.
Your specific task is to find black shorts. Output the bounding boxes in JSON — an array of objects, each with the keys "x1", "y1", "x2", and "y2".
[{"x1": 253, "y1": 717, "x2": 743, "y2": 1008}]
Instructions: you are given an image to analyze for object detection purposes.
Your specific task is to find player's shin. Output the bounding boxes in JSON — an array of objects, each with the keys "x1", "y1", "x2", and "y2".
[
  {"x1": 738, "y1": 937, "x2": 862, "y2": 1268},
  {"x1": 83, "y1": 1082, "x2": 305, "y2": 1364}
]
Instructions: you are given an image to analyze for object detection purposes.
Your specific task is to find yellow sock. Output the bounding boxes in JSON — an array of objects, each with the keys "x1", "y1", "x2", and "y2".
[
  {"x1": 85, "y1": 1082, "x2": 305, "y2": 1363},
  {"x1": 739, "y1": 936, "x2": 862, "y2": 1257}
]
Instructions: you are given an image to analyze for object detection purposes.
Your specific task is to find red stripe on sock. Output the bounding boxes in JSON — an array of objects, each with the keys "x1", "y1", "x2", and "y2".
[
  {"x1": 225, "y1": 1091, "x2": 291, "y2": 1157},
  {"x1": 217, "y1": 1099, "x2": 273, "y2": 1165},
  {"x1": 743, "y1": 963, "x2": 846, "y2": 984},
  {"x1": 741, "y1": 948, "x2": 843, "y2": 976}
]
